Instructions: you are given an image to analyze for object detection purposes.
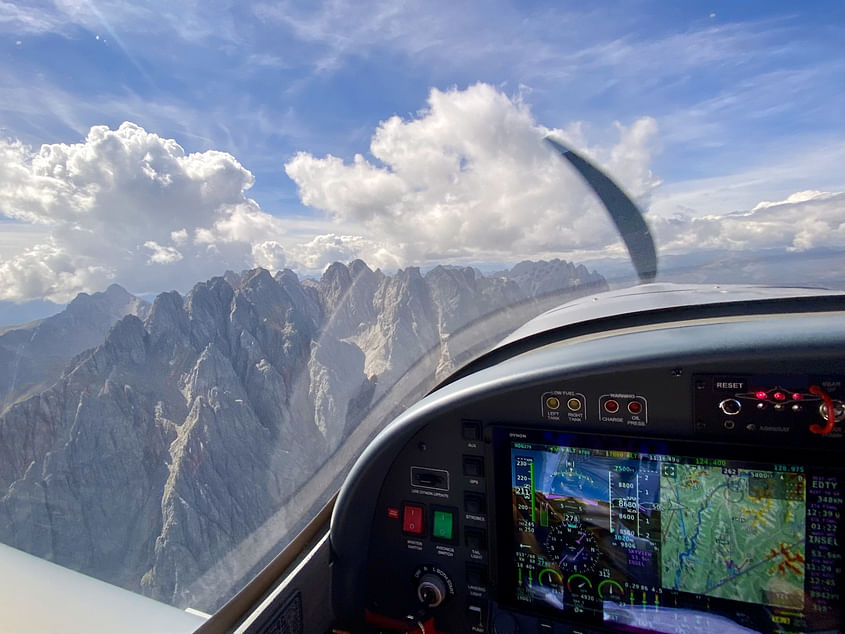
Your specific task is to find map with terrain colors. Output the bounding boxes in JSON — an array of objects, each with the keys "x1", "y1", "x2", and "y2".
[{"x1": 660, "y1": 464, "x2": 806, "y2": 608}]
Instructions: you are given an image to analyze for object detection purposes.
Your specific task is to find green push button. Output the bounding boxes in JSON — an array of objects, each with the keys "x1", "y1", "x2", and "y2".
[{"x1": 432, "y1": 510, "x2": 454, "y2": 540}]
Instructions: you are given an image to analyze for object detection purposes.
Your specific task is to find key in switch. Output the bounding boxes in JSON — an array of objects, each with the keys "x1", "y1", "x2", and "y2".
[{"x1": 402, "y1": 504, "x2": 424, "y2": 534}]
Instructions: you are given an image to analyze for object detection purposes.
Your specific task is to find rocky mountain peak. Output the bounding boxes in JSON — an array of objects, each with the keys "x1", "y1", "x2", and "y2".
[
  {"x1": 321, "y1": 260, "x2": 352, "y2": 291},
  {"x1": 101, "y1": 314, "x2": 149, "y2": 367},
  {"x1": 0, "y1": 284, "x2": 151, "y2": 411},
  {"x1": 502, "y1": 258, "x2": 606, "y2": 298},
  {"x1": 146, "y1": 291, "x2": 190, "y2": 351},
  {"x1": 275, "y1": 269, "x2": 322, "y2": 328},
  {"x1": 348, "y1": 258, "x2": 375, "y2": 279},
  {"x1": 0, "y1": 258, "x2": 608, "y2": 611},
  {"x1": 186, "y1": 277, "x2": 236, "y2": 353}
]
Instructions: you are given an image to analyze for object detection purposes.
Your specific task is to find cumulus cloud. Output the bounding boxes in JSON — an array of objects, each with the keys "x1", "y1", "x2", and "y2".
[
  {"x1": 251, "y1": 241, "x2": 286, "y2": 271},
  {"x1": 652, "y1": 190, "x2": 845, "y2": 254},
  {"x1": 288, "y1": 233, "x2": 401, "y2": 271},
  {"x1": 144, "y1": 241, "x2": 183, "y2": 264},
  {"x1": 751, "y1": 190, "x2": 838, "y2": 212},
  {"x1": 285, "y1": 83, "x2": 663, "y2": 266},
  {"x1": 1, "y1": 83, "x2": 667, "y2": 305},
  {"x1": 0, "y1": 122, "x2": 284, "y2": 302},
  {"x1": 285, "y1": 83, "x2": 842, "y2": 271},
  {"x1": 0, "y1": 85, "x2": 840, "y2": 304}
]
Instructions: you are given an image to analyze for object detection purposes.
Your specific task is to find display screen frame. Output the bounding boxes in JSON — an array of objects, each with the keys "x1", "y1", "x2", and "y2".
[{"x1": 490, "y1": 426, "x2": 844, "y2": 634}]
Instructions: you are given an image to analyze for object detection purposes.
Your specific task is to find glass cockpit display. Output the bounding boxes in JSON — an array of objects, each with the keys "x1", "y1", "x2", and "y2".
[{"x1": 504, "y1": 431, "x2": 843, "y2": 633}]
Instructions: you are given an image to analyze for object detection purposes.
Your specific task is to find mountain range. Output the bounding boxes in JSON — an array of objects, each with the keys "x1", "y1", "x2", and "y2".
[{"x1": 0, "y1": 259, "x2": 606, "y2": 611}]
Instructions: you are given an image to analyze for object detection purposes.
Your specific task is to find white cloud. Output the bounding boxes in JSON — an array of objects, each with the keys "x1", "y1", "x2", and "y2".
[
  {"x1": 253, "y1": 1, "x2": 466, "y2": 75},
  {"x1": 0, "y1": 222, "x2": 49, "y2": 259},
  {"x1": 751, "y1": 190, "x2": 837, "y2": 211},
  {"x1": 648, "y1": 141, "x2": 845, "y2": 220},
  {"x1": 0, "y1": 86, "x2": 840, "y2": 304},
  {"x1": 251, "y1": 241, "x2": 286, "y2": 271},
  {"x1": 285, "y1": 83, "x2": 843, "y2": 271},
  {"x1": 0, "y1": 1, "x2": 67, "y2": 34},
  {"x1": 170, "y1": 228, "x2": 188, "y2": 244},
  {"x1": 288, "y1": 234, "x2": 400, "y2": 272},
  {"x1": 210, "y1": 200, "x2": 288, "y2": 245},
  {"x1": 652, "y1": 191, "x2": 845, "y2": 254},
  {"x1": 144, "y1": 241, "x2": 183, "y2": 264},
  {"x1": 285, "y1": 83, "x2": 662, "y2": 267},
  {"x1": 0, "y1": 122, "x2": 284, "y2": 302}
]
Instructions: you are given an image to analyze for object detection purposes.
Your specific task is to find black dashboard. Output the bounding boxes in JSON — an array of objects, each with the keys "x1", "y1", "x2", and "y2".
[{"x1": 330, "y1": 286, "x2": 845, "y2": 634}]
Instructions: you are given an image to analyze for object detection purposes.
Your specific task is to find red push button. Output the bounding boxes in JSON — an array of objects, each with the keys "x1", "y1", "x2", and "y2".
[{"x1": 403, "y1": 504, "x2": 424, "y2": 534}]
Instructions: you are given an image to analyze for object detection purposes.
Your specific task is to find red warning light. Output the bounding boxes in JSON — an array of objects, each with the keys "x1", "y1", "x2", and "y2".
[
  {"x1": 791, "y1": 393, "x2": 803, "y2": 401},
  {"x1": 773, "y1": 392, "x2": 786, "y2": 402},
  {"x1": 755, "y1": 391, "x2": 768, "y2": 400}
]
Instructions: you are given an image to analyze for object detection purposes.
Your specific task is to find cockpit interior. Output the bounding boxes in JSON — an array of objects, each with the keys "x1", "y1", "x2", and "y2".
[
  {"x1": 200, "y1": 283, "x2": 844, "y2": 634},
  {"x1": 1, "y1": 6, "x2": 842, "y2": 633}
]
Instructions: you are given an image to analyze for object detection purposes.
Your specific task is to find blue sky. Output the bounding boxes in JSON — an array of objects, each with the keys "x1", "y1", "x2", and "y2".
[
  {"x1": 5, "y1": 3, "x2": 842, "y2": 194},
  {"x1": 0, "y1": 0, "x2": 843, "y2": 319}
]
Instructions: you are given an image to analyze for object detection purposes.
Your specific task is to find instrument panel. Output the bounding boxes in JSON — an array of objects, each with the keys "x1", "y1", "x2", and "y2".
[
  {"x1": 494, "y1": 428, "x2": 842, "y2": 633},
  {"x1": 330, "y1": 299, "x2": 845, "y2": 634}
]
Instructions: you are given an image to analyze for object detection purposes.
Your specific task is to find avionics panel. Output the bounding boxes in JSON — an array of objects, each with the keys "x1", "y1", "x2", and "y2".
[{"x1": 492, "y1": 428, "x2": 843, "y2": 633}]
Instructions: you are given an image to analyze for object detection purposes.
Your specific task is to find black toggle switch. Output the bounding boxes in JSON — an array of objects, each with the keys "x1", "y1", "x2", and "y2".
[
  {"x1": 462, "y1": 420, "x2": 481, "y2": 441},
  {"x1": 464, "y1": 492, "x2": 486, "y2": 514},
  {"x1": 462, "y1": 456, "x2": 484, "y2": 477},
  {"x1": 465, "y1": 528, "x2": 487, "y2": 551}
]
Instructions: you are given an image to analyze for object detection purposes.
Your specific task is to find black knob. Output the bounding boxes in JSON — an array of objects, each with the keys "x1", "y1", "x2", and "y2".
[{"x1": 417, "y1": 573, "x2": 447, "y2": 607}]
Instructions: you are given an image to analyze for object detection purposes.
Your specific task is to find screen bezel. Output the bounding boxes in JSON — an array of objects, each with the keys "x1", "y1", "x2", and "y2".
[{"x1": 489, "y1": 426, "x2": 844, "y2": 633}]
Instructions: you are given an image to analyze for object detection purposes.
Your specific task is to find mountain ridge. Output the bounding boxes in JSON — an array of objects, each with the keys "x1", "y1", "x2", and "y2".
[
  {"x1": 0, "y1": 258, "x2": 607, "y2": 611},
  {"x1": 0, "y1": 284, "x2": 150, "y2": 413}
]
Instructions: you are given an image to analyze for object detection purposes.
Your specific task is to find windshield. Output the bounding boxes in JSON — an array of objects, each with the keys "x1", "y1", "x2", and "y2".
[{"x1": 0, "y1": 0, "x2": 842, "y2": 616}]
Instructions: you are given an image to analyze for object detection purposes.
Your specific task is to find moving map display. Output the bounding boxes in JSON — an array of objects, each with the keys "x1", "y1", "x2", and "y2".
[
  {"x1": 660, "y1": 463, "x2": 805, "y2": 607},
  {"x1": 505, "y1": 432, "x2": 843, "y2": 633}
]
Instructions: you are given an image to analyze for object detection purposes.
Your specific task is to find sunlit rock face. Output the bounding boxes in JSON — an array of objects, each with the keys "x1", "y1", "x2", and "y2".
[{"x1": 0, "y1": 259, "x2": 606, "y2": 610}]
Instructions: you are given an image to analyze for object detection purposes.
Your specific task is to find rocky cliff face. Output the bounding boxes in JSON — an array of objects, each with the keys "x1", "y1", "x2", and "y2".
[
  {"x1": 0, "y1": 284, "x2": 149, "y2": 411},
  {"x1": 0, "y1": 259, "x2": 606, "y2": 611}
]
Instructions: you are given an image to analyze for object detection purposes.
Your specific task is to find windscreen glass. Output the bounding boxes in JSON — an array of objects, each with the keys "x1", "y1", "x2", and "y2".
[
  {"x1": 506, "y1": 431, "x2": 842, "y2": 633},
  {"x1": 0, "y1": 1, "x2": 841, "y2": 618}
]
